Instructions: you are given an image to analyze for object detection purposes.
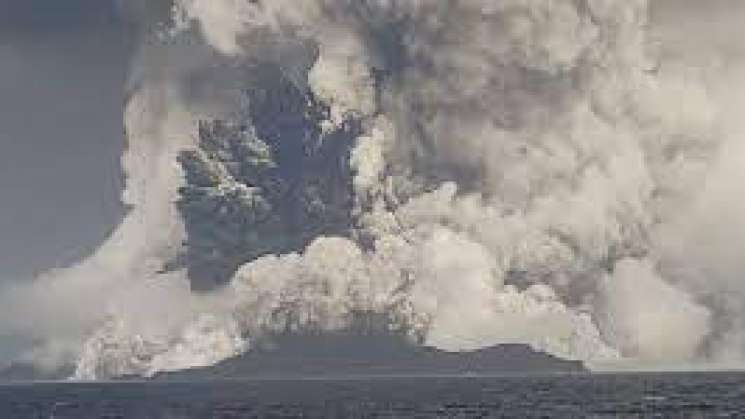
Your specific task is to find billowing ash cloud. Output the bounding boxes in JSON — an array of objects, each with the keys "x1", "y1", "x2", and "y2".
[{"x1": 4, "y1": 0, "x2": 745, "y2": 379}]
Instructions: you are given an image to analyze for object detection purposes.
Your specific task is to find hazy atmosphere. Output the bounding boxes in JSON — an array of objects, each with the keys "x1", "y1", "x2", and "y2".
[
  {"x1": 0, "y1": 0, "x2": 131, "y2": 279},
  {"x1": 2, "y1": 0, "x2": 745, "y2": 381}
]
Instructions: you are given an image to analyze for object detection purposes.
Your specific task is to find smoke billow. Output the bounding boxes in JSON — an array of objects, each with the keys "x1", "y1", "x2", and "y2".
[{"x1": 4, "y1": 0, "x2": 745, "y2": 378}]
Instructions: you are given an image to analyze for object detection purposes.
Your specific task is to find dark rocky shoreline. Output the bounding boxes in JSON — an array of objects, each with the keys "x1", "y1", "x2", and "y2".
[
  {"x1": 0, "y1": 332, "x2": 584, "y2": 382},
  {"x1": 154, "y1": 333, "x2": 585, "y2": 380}
]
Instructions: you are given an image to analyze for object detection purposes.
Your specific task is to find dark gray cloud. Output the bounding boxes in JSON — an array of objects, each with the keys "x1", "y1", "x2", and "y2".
[{"x1": 0, "y1": 0, "x2": 741, "y2": 282}]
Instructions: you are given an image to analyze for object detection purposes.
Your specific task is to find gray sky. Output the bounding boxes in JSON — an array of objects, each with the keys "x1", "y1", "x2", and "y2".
[{"x1": 0, "y1": 0, "x2": 133, "y2": 279}]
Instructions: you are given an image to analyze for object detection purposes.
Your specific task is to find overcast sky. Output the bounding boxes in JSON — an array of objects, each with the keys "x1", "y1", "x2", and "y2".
[
  {"x1": 0, "y1": 0, "x2": 135, "y2": 279},
  {"x1": 0, "y1": 0, "x2": 743, "y2": 282}
]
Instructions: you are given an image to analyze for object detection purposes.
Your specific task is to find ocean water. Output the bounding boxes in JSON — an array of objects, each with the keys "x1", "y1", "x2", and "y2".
[{"x1": 1, "y1": 373, "x2": 743, "y2": 418}]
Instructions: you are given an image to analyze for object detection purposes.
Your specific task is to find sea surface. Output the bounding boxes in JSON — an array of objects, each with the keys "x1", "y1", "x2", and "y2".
[{"x1": 1, "y1": 373, "x2": 743, "y2": 418}]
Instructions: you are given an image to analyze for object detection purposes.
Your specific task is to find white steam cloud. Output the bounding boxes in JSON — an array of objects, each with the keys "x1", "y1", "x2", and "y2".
[{"x1": 3, "y1": 0, "x2": 745, "y2": 378}]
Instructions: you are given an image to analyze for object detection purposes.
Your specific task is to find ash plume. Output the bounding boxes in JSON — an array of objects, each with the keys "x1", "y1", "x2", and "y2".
[{"x1": 4, "y1": 0, "x2": 745, "y2": 379}]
